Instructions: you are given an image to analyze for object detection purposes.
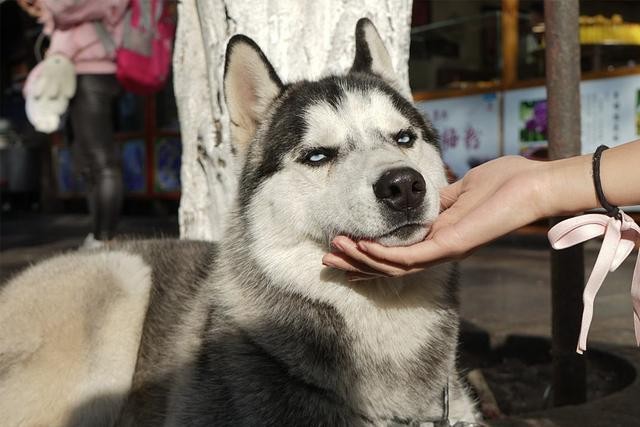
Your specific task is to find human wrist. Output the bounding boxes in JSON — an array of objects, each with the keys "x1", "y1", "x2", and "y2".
[
  {"x1": 519, "y1": 160, "x2": 558, "y2": 220},
  {"x1": 543, "y1": 154, "x2": 599, "y2": 217},
  {"x1": 596, "y1": 141, "x2": 640, "y2": 208}
]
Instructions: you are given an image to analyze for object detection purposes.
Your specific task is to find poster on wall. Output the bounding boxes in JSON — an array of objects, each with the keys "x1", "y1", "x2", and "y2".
[
  {"x1": 122, "y1": 139, "x2": 146, "y2": 193},
  {"x1": 416, "y1": 93, "x2": 500, "y2": 179},
  {"x1": 503, "y1": 74, "x2": 640, "y2": 156},
  {"x1": 154, "y1": 137, "x2": 181, "y2": 193},
  {"x1": 518, "y1": 98, "x2": 548, "y2": 157}
]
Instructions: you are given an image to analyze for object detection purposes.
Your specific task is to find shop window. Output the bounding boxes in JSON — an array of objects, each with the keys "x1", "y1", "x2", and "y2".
[
  {"x1": 410, "y1": 0, "x2": 502, "y2": 92},
  {"x1": 580, "y1": 0, "x2": 640, "y2": 73},
  {"x1": 410, "y1": 0, "x2": 640, "y2": 93},
  {"x1": 518, "y1": 1, "x2": 545, "y2": 80},
  {"x1": 114, "y1": 92, "x2": 145, "y2": 133},
  {"x1": 518, "y1": 0, "x2": 640, "y2": 80}
]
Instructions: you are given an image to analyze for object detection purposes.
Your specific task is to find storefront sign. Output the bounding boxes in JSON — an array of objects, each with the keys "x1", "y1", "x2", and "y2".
[
  {"x1": 416, "y1": 93, "x2": 500, "y2": 179},
  {"x1": 503, "y1": 74, "x2": 640, "y2": 156}
]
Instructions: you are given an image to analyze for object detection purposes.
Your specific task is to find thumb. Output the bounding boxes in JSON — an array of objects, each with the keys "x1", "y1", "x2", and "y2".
[{"x1": 439, "y1": 180, "x2": 462, "y2": 210}]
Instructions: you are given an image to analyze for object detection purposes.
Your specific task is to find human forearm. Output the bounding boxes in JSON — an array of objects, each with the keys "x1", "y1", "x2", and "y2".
[
  {"x1": 599, "y1": 140, "x2": 640, "y2": 207},
  {"x1": 543, "y1": 140, "x2": 640, "y2": 216}
]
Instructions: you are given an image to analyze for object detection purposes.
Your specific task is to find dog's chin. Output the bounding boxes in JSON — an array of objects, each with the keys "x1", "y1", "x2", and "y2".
[{"x1": 374, "y1": 224, "x2": 429, "y2": 247}]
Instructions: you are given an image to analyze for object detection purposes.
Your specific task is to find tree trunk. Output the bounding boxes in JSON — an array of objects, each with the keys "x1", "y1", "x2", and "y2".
[{"x1": 174, "y1": 0, "x2": 413, "y2": 240}]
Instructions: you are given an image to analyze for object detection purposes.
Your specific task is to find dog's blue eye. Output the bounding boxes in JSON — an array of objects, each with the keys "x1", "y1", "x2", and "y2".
[
  {"x1": 301, "y1": 148, "x2": 338, "y2": 166},
  {"x1": 309, "y1": 153, "x2": 327, "y2": 162},
  {"x1": 395, "y1": 131, "x2": 415, "y2": 147}
]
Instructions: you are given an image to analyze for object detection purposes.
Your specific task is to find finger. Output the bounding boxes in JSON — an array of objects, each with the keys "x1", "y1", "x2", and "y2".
[
  {"x1": 332, "y1": 236, "x2": 415, "y2": 277},
  {"x1": 355, "y1": 240, "x2": 423, "y2": 267},
  {"x1": 322, "y1": 252, "x2": 381, "y2": 276},
  {"x1": 357, "y1": 234, "x2": 460, "y2": 267},
  {"x1": 439, "y1": 180, "x2": 463, "y2": 210}
]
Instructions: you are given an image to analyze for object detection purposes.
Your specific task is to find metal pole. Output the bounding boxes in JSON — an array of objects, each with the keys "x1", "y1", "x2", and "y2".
[
  {"x1": 501, "y1": 0, "x2": 519, "y2": 87},
  {"x1": 544, "y1": 0, "x2": 586, "y2": 406}
]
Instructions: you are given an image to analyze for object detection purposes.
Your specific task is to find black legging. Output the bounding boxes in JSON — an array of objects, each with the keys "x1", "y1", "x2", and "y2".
[{"x1": 69, "y1": 74, "x2": 122, "y2": 241}]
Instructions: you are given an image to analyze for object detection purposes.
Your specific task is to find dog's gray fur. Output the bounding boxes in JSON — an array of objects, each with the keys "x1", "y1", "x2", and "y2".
[{"x1": 0, "y1": 19, "x2": 477, "y2": 426}]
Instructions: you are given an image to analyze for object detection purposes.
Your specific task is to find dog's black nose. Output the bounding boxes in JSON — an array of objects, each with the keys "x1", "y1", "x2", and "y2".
[{"x1": 373, "y1": 167, "x2": 426, "y2": 211}]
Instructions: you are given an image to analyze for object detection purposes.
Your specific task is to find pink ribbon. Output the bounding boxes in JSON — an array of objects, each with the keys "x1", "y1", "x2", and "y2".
[{"x1": 548, "y1": 210, "x2": 640, "y2": 354}]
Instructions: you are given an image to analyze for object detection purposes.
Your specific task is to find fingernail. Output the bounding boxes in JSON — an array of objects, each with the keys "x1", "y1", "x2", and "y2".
[
  {"x1": 332, "y1": 240, "x2": 344, "y2": 251},
  {"x1": 357, "y1": 241, "x2": 369, "y2": 251}
]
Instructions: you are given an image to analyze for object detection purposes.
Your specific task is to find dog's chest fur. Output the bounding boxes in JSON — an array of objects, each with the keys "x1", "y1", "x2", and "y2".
[{"x1": 139, "y1": 229, "x2": 464, "y2": 426}]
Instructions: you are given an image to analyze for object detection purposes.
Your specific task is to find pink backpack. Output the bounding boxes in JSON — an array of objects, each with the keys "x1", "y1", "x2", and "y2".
[{"x1": 96, "y1": 0, "x2": 174, "y2": 95}]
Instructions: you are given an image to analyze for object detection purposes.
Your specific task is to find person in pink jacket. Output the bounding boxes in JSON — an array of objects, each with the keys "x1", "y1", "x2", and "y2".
[{"x1": 21, "y1": 0, "x2": 129, "y2": 246}]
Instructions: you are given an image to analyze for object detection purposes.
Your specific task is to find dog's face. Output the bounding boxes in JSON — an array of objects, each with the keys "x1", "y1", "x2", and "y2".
[{"x1": 224, "y1": 19, "x2": 447, "y2": 249}]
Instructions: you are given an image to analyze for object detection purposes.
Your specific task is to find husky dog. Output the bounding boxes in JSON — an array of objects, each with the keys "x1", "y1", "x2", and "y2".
[{"x1": 0, "y1": 19, "x2": 478, "y2": 426}]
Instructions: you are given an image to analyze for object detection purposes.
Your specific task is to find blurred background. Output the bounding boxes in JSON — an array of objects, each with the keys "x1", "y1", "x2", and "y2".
[
  {"x1": 1, "y1": 0, "x2": 180, "y2": 217},
  {"x1": 410, "y1": 0, "x2": 639, "y2": 178},
  {"x1": 1, "y1": 0, "x2": 637, "y2": 220},
  {"x1": 1, "y1": 1, "x2": 639, "y2": 422}
]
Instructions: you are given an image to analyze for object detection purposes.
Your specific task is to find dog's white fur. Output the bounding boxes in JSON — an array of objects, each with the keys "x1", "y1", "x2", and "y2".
[
  {"x1": 0, "y1": 252, "x2": 151, "y2": 427},
  {"x1": 0, "y1": 20, "x2": 479, "y2": 425}
]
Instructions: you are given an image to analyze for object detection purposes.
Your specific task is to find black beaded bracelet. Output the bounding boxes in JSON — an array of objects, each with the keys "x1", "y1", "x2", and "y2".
[{"x1": 592, "y1": 145, "x2": 621, "y2": 220}]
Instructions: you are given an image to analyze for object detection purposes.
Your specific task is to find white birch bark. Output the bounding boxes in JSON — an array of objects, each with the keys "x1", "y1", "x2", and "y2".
[{"x1": 174, "y1": 0, "x2": 413, "y2": 240}]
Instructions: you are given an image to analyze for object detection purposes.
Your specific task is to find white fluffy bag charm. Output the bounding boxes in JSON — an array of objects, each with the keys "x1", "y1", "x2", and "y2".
[{"x1": 24, "y1": 54, "x2": 76, "y2": 133}]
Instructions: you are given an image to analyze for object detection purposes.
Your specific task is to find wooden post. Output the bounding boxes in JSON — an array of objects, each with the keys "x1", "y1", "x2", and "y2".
[
  {"x1": 501, "y1": 0, "x2": 519, "y2": 86},
  {"x1": 544, "y1": 0, "x2": 587, "y2": 406}
]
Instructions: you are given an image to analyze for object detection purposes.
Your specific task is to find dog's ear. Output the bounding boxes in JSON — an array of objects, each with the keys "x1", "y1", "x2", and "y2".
[
  {"x1": 350, "y1": 18, "x2": 403, "y2": 92},
  {"x1": 224, "y1": 35, "x2": 283, "y2": 153}
]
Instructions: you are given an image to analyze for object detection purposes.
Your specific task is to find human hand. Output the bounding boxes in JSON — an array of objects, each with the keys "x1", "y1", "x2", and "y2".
[
  {"x1": 322, "y1": 156, "x2": 553, "y2": 280},
  {"x1": 24, "y1": 54, "x2": 77, "y2": 134}
]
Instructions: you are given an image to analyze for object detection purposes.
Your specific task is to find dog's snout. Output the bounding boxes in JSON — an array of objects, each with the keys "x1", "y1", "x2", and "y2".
[{"x1": 373, "y1": 167, "x2": 426, "y2": 211}]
